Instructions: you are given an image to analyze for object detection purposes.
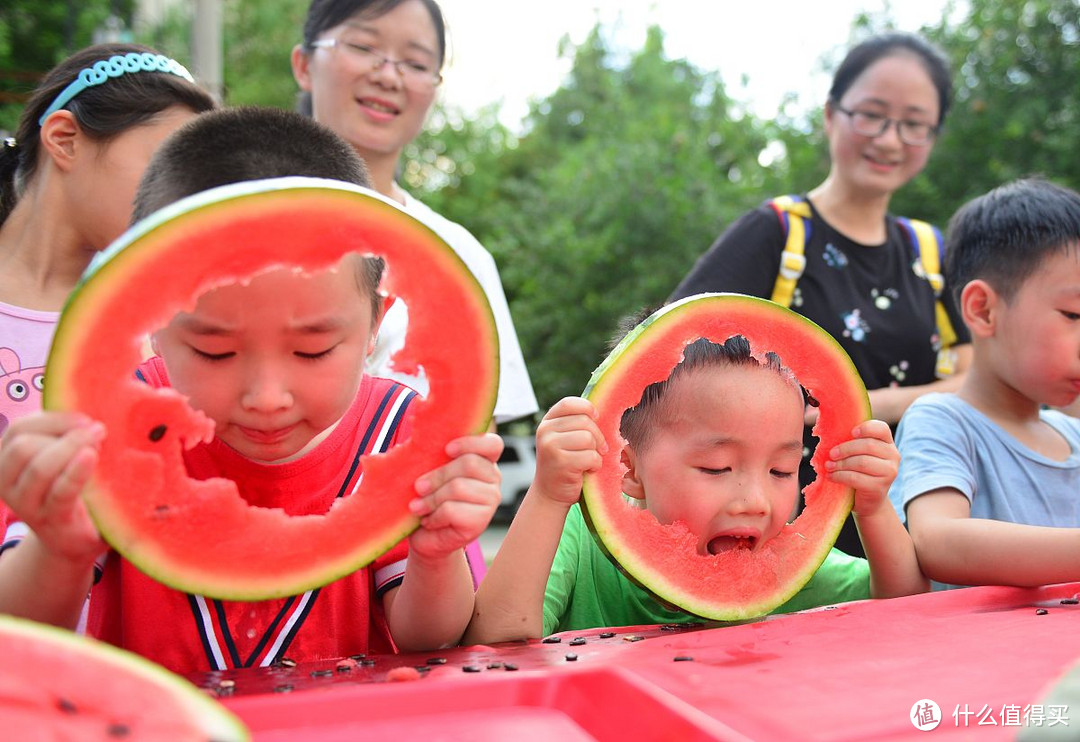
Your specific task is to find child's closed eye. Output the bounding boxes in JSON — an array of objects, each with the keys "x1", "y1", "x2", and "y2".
[
  {"x1": 295, "y1": 345, "x2": 338, "y2": 361},
  {"x1": 1059, "y1": 310, "x2": 1080, "y2": 321},
  {"x1": 770, "y1": 469, "x2": 796, "y2": 479},
  {"x1": 191, "y1": 347, "x2": 234, "y2": 362},
  {"x1": 698, "y1": 467, "x2": 731, "y2": 476}
]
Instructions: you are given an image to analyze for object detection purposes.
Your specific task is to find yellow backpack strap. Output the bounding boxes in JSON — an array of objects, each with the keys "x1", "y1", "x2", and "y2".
[
  {"x1": 898, "y1": 217, "x2": 958, "y2": 377},
  {"x1": 768, "y1": 196, "x2": 812, "y2": 308}
]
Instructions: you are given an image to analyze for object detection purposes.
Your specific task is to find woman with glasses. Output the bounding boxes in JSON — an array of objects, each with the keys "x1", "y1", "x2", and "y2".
[
  {"x1": 291, "y1": 0, "x2": 538, "y2": 582},
  {"x1": 669, "y1": 32, "x2": 972, "y2": 558}
]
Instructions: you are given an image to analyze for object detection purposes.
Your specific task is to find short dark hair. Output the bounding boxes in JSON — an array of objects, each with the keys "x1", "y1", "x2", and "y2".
[
  {"x1": 946, "y1": 177, "x2": 1080, "y2": 304},
  {"x1": 619, "y1": 334, "x2": 797, "y2": 451},
  {"x1": 828, "y1": 32, "x2": 953, "y2": 126},
  {"x1": 0, "y1": 42, "x2": 216, "y2": 225},
  {"x1": 133, "y1": 106, "x2": 383, "y2": 320}
]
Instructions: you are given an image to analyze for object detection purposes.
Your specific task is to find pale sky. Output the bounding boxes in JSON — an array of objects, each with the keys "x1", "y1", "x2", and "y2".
[{"x1": 434, "y1": 0, "x2": 957, "y2": 130}]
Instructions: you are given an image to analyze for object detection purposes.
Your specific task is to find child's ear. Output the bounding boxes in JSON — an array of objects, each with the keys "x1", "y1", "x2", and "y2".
[
  {"x1": 960, "y1": 279, "x2": 998, "y2": 338},
  {"x1": 39, "y1": 111, "x2": 81, "y2": 171},
  {"x1": 290, "y1": 44, "x2": 313, "y2": 92},
  {"x1": 621, "y1": 445, "x2": 646, "y2": 501}
]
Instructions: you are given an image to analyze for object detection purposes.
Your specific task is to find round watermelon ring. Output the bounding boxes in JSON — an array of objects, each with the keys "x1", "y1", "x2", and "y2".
[
  {"x1": 580, "y1": 293, "x2": 870, "y2": 620},
  {"x1": 44, "y1": 177, "x2": 499, "y2": 600}
]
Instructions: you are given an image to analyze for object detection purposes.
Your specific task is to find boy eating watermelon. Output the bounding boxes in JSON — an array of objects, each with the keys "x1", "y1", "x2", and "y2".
[
  {"x1": 465, "y1": 333, "x2": 925, "y2": 643},
  {"x1": 0, "y1": 107, "x2": 502, "y2": 673}
]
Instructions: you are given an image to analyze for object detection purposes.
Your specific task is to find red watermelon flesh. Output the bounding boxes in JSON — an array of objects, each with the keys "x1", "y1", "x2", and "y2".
[
  {"x1": 0, "y1": 614, "x2": 248, "y2": 740},
  {"x1": 43, "y1": 178, "x2": 498, "y2": 600},
  {"x1": 581, "y1": 293, "x2": 870, "y2": 620}
]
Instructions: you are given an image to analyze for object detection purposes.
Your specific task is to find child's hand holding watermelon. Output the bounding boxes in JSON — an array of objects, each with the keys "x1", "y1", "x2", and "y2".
[{"x1": 531, "y1": 396, "x2": 607, "y2": 508}]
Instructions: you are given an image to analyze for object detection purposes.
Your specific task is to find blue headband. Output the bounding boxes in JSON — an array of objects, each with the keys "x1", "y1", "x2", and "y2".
[{"x1": 38, "y1": 53, "x2": 195, "y2": 126}]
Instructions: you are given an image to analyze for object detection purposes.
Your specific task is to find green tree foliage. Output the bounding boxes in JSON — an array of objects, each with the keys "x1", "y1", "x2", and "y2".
[
  {"x1": 423, "y1": 26, "x2": 801, "y2": 409},
  {"x1": 0, "y1": 0, "x2": 135, "y2": 132},
  {"x1": 894, "y1": 0, "x2": 1080, "y2": 223}
]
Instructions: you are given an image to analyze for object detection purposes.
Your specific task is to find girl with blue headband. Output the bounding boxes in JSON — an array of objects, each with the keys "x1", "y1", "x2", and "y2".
[{"x1": 0, "y1": 43, "x2": 215, "y2": 535}]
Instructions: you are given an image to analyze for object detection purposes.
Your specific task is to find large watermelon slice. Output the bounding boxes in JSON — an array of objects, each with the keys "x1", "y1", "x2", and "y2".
[
  {"x1": 581, "y1": 293, "x2": 870, "y2": 620},
  {"x1": 44, "y1": 177, "x2": 498, "y2": 600},
  {"x1": 0, "y1": 614, "x2": 248, "y2": 740}
]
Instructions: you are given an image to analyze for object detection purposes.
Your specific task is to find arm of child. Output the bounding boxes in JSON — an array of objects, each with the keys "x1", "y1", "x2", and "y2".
[
  {"x1": 462, "y1": 397, "x2": 605, "y2": 645},
  {"x1": 382, "y1": 432, "x2": 503, "y2": 651},
  {"x1": 906, "y1": 490, "x2": 1080, "y2": 587},
  {"x1": 0, "y1": 412, "x2": 107, "y2": 627},
  {"x1": 826, "y1": 419, "x2": 929, "y2": 598}
]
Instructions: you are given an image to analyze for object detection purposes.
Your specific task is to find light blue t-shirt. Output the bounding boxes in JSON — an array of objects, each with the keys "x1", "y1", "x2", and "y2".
[{"x1": 890, "y1": 393, "x2": 1080, "y2": 587}]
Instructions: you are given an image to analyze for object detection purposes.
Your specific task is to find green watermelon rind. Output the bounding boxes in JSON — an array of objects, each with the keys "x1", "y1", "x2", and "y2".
[
  {"x1": 42, "y1": 178, "x2": 498, "y2": 600},
  {"x1": 581, "y1": 293, "x2": 871, "y2": 621},
  {"x1": 0, "y1": 614, "x2": 249, "y2": 739}
]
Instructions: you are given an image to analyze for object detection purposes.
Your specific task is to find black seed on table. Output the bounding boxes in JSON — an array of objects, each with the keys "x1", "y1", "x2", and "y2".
[
  {"x1": 57, "y1": 698, "x2": 78, "y2": 714},
  {"x1": 503, "y1": 663, "x2": 518, "y2": 671},
  {"x1": 349, "y1": 654, "x2": 367, "y2": 660},
  {"x1": 310, "y1": 669, "x2": 334, "y2": 678},
  {"x1": 107, "y1": 723, "x2": 131, "y2": 737},
  {"x1": 487, "y1": 662, "x2": 503, "y2": 669},
  {"x1": 541, "y1": 636, "x2": 561, "y2": 644},
  {"x1": 462, "y1": 665, "x2": 482, "y2": 673},
  {"x1": 569, "y1": 637, "x2": 587, "y2": 646},
  {"x1": 426, "y1": 657, "x2": 448, "y2": 665},
  {"x1": 148, "y1": 424, "x2": 167, "y2": 442},
  {"x1": 564, "y1": 653, "x2": 578, "y2": 662},
  {"x1": 1036, "y1": 608, "x2": 1049, "y2": 615},
  {"x1": 360, "y1": 659, "x2": 377, "y2": 667},
  {"x1": 598, "y1": 632, "x2": 616, "y2": 639},
  {"x1": 414, "y1": 666, "x2": 431, "y2": 673},
  {"x1": 659, "y1": 624, "x2": 681, "y2": 632},
  {"x1": 673, "y1": 656, "x2": 694, "y2": 662},
  {"x1": 623, "y1": 635, "x2": 644, "y2": 642},
  {"x1": 1061, "y1": 598, "x2": 1079, "y2": 605},
  {"x1": 274, "y1": 684, "x2": 294, "y2": 693}
]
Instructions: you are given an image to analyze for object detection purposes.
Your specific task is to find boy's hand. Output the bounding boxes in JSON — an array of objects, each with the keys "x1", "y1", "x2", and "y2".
[
  {"x1": 408, "y1": 432, "x2": 502, "y2": 562},
  {"x1": 0, "y1": 412, "x2": 107, "y2": 565},
  {"x1": 532, "y1": 396, "x2": 606, "y2": 507},
  {"x1": 824, "y1": 419, "x2": 899, "y2": 518}
]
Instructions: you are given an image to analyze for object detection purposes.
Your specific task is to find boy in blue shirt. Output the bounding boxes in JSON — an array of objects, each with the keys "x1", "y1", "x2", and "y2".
[{"x1": 889, "y1": 178, "x2": 1080, "y2": 589}]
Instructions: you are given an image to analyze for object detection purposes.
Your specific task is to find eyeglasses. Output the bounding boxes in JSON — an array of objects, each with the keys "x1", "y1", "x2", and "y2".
[
  {"x1": 833, "y1": 104, "x2": 938, "y2": 146},
  {"x1": 310, "y1": 39, "x2": 442, "y2": 89}
]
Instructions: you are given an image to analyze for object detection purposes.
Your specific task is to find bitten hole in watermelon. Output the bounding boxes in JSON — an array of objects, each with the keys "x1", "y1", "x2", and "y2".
[
  {"x1": 135, "y1": 253, "x2": 411, "y2": 517},
  {"x1": 613, "y1": 335, "x2": 813, "y2": 555}
]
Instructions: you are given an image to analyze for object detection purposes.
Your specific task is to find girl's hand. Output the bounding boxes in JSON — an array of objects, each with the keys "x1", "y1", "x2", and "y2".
[
  {"x1": 824, "y1": 419, "x2": 899, "y2": 518},
  {"x1": 532, "y1": 397, "x2": 606, "y2": 507}
]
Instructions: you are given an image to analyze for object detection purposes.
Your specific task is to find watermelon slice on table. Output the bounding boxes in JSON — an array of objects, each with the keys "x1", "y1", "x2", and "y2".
[
  {"x1": 0, "y1": 614, "x2": 248, "y2": 740},
  {"x1": 43, "y1": 178, "x2": 498, "y2": 600},
  {"x1": 581, "y1": 293, "x2": 870, "y2": 620}
]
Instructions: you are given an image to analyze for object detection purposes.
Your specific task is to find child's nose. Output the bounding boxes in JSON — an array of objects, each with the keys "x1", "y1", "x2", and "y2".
[
  {"x1": 241, "y1": 373, "x2": 293, "y2": 412},
  {"x1": 726, "y1": 478, "x2": 770, "y2": 516}
]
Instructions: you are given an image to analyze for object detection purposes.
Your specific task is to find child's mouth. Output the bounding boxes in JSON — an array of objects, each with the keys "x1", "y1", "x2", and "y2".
[{"x1": 706, "y1": 535, "x2": 756, "y2": 554}]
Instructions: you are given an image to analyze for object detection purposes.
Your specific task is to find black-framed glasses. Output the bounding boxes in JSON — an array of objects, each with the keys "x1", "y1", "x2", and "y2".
[
  {"x1": 833, "y1": 104, "x2": 938, "y2": 146},
  {"x1": 310, "y1": 39, "x2": 442, "y2": 89}
]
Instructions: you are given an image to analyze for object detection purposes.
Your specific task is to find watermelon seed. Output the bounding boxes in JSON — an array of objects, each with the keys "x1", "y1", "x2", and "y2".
[
  {"x1": 541, "y1": 636, "x2": 561, "y2": 644},
  {"x1": 599, "y1": 632, "x2": 616, "y2": 639},
  {"x1": 310, "y1": 669, "x2": 334, "y2": 678},
  {"x1": 360, "y1": 659, "x2": 377, "y2": 667},
  {"x1": 106, "y1": 723, "x2": 131, "y2": 737},
  {"x1": 148, "y1": 424, "x2": 167, "y2": 442},
  {"x1": 57, "y1": 698, "x2": 78, "y2": 714},
  {"x1": 623, "y1": 635, "x2": 644, "y2": 642},
  {"x1": 1061, "y1": 599, "x2": 1079, "y2": 605},
  {"x1": 1036, "y1": 608, "x2": 1049, "y2": 615},
  {"x1": 569, "y1": 637, "x2": 587, "y2": 646},
  {"x1": 503, "y1": 663, "x2": 519, "y2": 671},
  {"x1": 349, "y1": 654, "x2": 367, "y2": 660},
  {"x1": 414, "y1": 666, "x2": 431, "y2": 673},
  {"x1": 426, "y1": 657, "x2": 448, "y2": 665},
  {"x1": 276, "y1": 657, "x2": 297, "y2": 668},
  {"x1": 565, "y1": 653, "x2": 578, "y2": 662},
  {"x1": 659, "y1": 624, "x2": 680, "y2": 632},
  {"x1": 462, "y1": 665, "x2": 482, "y2": 673},
  {"x1": 487, "y1": 662, "x2": 503, "y2": 669},
  {"x1": 674, "y1": 656, "x2": 695, "y2": 662},
  {"x1": 273, "y1": 684, "x2": 294, "y2": 693}
]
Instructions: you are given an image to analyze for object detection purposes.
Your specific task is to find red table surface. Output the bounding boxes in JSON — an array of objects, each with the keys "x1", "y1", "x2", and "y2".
[{"x1": 205, "y1": 582, "x2": 1080, "y2": 741}]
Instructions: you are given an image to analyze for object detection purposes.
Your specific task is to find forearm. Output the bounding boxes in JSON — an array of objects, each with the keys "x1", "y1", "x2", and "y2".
[
  {"x1": 0, "y1": 535, "x2": 94, "y2": 628},
  {"x1": 386, "y1": 549, "x2": 475, "y2": 651},
  {"x1": 463, "y1": 491, "x2": 572, "y2": 645},
  {"x1": 912, "y1": 518, "x2": 1080, "y2": 587},
  {"x1": 855, "y1": 507, "x2": 929, "y2": 598}
]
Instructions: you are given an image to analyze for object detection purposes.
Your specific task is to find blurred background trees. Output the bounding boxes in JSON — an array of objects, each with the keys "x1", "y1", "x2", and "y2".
[{"x1": 2, "y1": 0, "x2": 1077, "y2": 419}]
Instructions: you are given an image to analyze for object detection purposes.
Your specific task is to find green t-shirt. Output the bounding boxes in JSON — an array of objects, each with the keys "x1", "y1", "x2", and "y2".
[{"x1": 543, "y1": 504, "x2": 872, "y2": 636}]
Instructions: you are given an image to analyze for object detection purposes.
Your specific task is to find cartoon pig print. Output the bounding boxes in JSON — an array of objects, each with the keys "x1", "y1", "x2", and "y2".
[{"x1": 0, "y1": 348, "x2": 45, "y2": 437}]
